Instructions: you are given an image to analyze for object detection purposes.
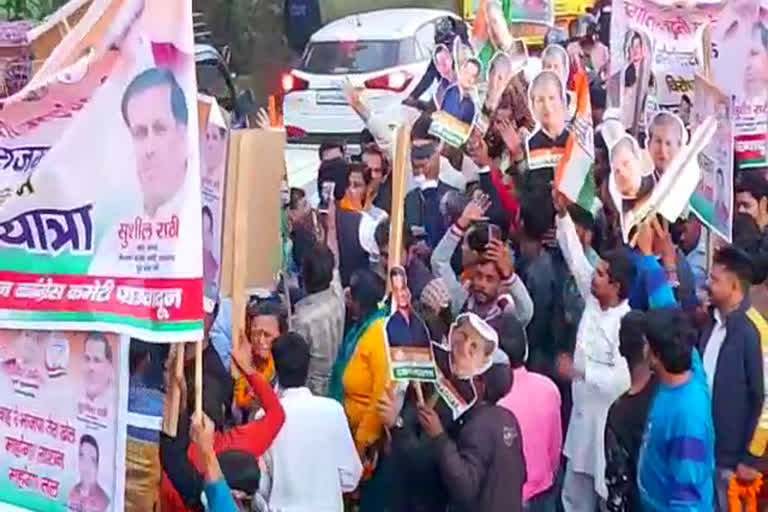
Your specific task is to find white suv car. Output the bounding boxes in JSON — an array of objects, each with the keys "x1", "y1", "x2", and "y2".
[{"x1": 282, "y1": 8, "x2": 461, "y2": 147}]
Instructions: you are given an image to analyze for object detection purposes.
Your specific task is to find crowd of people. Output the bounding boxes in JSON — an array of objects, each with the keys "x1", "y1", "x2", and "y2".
[{"x1": 123, "y1": 5, "x2": 768, "y2": 512}]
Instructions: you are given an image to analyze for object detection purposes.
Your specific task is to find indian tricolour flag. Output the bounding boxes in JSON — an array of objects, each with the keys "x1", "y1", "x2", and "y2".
[{"x1": 555, "y1": 71, "x2": 596, "y2": 212}]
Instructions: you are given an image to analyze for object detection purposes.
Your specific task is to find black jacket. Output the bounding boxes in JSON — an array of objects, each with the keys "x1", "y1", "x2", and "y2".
[
  {"x1": 405, "y1": 181, "x2": 457, "y2": 249},
  {"x1": 373, "y1": 175, "x2": 393, "y2": 214},
  {"x1": 383, "y1": 388, "x2": 452, "y2": 512},
  {"x1": 336, "y1": 207, "x2": 370, "y2": 286},
  {"x1": 699, "y1": 298, "x2": 765, "y2": 468},
  {"x1": 433, "y1": 403, "x2": 526, "y2": 512},
  {"x1": 429, "y1": 361, "x2": 525, "y2": 512}
]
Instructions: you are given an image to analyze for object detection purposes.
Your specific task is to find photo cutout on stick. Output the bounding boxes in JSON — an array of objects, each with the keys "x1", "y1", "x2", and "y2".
[
  {"x1": 646, "y1": 110, "x2": 687, "y2": 183},
  {"x1": 608, "y1": 132, "x2": 655, "y2": 239},
  {"x1": 441, "y1": 55, "x2": 481, "y2": 125},
  {"x1": 525, "y1": 70, "x2": 569, "y2": 172},
  {"x1": 474, "y1": 48, "x2": 525, "y2": 135},
  {"x1": 541, "y1": 43, "x2": 577, "y2": 120},
  {"x1": 447, "y1": 312, "x2": 499, "y2": 379},
  {"x1": 432, "y1": 43, "x2": 456, "y2": 108},
  {"x1": 385, "y1": 266, "x2": 437, "y2": 381},
  {"x1": 431, "y1": 42, "x2": 480, "y2": 147},
  {"x1": 541, "y1": 44, "x2": 570, "y2": 90},
  {"x1": 484, "y1": 40, "x2": 528, "y2": 112}
]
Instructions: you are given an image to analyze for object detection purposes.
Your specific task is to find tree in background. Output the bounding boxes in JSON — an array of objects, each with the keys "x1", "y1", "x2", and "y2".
[{"x1": 0, "y1": 0, "x2": 68, "y2": 20}]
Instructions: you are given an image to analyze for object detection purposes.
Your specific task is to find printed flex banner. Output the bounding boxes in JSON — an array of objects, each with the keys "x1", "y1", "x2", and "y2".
[
  {"x1": 0, "y1": 329, "x2": 128, "y2": 512},
  {"x1": 0, "y1": 0, "x2": 204, "y2": 341}
]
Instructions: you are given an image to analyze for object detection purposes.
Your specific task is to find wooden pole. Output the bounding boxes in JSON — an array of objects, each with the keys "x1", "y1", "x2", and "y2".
[
  {"x1": 162, "y1": 344, "x2": 186, "y2": 437},
  {"x1": 386, "y1": 124, "x2": 411, "y2": 277},
  {"x1": 223, "y1": 128, "x2": 286, "y2": 377},
  {"x1": 230, "y1": 132, "x2": 251, "y2": 376},
  {"x1": 702, "y1": 24, "x2": 712, "y2": 81},
  {"x1": 195, "y1": 340, "x2": 203, "y2": 416}
]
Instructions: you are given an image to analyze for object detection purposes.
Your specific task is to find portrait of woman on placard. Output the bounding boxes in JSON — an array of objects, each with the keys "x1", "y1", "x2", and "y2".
[
  {"x1": 745, "y1": 21, "x2": 768, "y2": 103},
  {"x1": 620, "y1": 30, "x2": 653, "y2": 131}
]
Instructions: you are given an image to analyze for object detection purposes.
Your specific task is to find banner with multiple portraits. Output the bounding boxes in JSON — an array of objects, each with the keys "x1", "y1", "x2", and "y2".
[
  {"x1": 0, "y1": 329, "x2": 128, "y2": 512},
  {"x1": 428, "y1": 39, "x2": 481, "y2": 147},
  {"x1": 608, "y1": 0, "x2": 715, "y2": 115},
  {"x1": 429, "y1": 0, "x2": 530, "y2": 149},
  {"x1": 609, "y1": 0, "x2": 768, "y2": 168},
  {"x1": 0, "y1": 0, "x2": 204, "y2": 341},
  {"x1": 690, "y1": 75, "x2": 734, "y2": 242}
]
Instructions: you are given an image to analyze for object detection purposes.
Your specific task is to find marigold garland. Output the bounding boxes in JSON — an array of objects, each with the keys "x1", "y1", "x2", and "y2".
[
  {"x1": 727, "y1": 474, "x2": 763, "y2": 512},
  {"x1": 234, "y1": 356, "x2": 274, "y2": 407}
]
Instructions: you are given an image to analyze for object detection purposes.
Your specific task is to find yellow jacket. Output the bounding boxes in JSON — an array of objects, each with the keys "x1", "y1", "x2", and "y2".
[{"x1": 342, "y1": 317, "x2": 390, "y2": 453}]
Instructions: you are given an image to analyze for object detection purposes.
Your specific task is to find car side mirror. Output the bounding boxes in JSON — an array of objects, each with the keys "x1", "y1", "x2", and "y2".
[{"x1": 235, "y1": 89, "x2": 255, "y2": 117}]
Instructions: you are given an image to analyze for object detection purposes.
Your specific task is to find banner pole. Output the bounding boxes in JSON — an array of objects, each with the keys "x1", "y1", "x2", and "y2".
[
  {"x1": 230, "y1": 132, "x2": 251, "y2": 378},
  {"x1": 162, "y1": 344, "x2": 186, "y2": 437},
  {"x1": 387, "y1": 124, "x2": 411, "y2": 278},
  {"x1": 195, "y1": 340, "x2": 203, "y2": 417}
]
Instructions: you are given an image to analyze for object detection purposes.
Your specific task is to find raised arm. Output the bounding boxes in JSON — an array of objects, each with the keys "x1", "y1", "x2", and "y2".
[
  {"x1": 554, "y1": 191, "x2": 594, "y2": 300},
  {"x1": 431, "y1": 196, "x2": 491, "y2": 315},
  {"x1": 192, "y1": 413, "x2": 239, "y2": 512},
  {"x1": 431, "y1": 224, "x2": 468, "y2": 316},
  {"x1": 345, "y1": 81, "x2": 395, "y2": 160},
  {"x1": 485, "y1": 238, "x2": 534, "y2": 326},
  {"x1": 210, "y1": 343, "x2": 286, "y2": 459}
]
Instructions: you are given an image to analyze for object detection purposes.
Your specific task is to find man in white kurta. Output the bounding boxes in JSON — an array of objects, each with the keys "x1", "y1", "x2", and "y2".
[
  {"x1": 554, "y1": 196, "x2": 632, "y2": 512},
  {"x1": 266, "y1": 333, "x2": 362, "y2": 511}
]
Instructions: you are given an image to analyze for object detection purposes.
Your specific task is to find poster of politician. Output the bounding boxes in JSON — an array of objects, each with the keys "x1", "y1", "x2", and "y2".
[
  {"x1": 525, "y1": 70, "x2": 570, "y2": 173},
  {"x1": 710, "y1": 0, "x2": 768, "y2": 169},
  {"x1": 384, "y1": 267, "x2": 437, "y2": 381},
  {"x1": 609, "y1": 0, "x2": 717, "y2": 112},
  {"x1": 0, "y1": 329, "x2": 128, "y2": 512},
  {"x1": 0, "y1": 0, "x2": 204, "y2": 341},
  {"x1": 199, "y1": 95, "x2": 229, "y2": 302},
  {"x1": 690, "y1": 75, "x2": 734, "y2": 241}
]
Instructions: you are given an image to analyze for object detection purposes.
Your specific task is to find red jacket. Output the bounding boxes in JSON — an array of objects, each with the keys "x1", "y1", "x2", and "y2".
[{"x1": 160, "y1": 370, "x2": 285, "y2": 511}]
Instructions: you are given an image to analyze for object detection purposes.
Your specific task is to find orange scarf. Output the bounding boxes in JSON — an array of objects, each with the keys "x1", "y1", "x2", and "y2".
[
  {"x1": 234, "y1": 356, "x2": 274, "y2": 407},
  {"x1": 339, "y1": 196, "x2": 363, "y2": 212}
]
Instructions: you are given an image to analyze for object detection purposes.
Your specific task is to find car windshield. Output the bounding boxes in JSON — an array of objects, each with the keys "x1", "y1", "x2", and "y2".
[{"x1": 301, "y1": 40, "x2": 411, "y2": 74}]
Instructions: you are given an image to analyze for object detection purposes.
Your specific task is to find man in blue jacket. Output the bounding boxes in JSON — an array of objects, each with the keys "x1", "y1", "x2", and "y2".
[{"x1": 700, "y1": 245, "x2": 766, "y2": 511}]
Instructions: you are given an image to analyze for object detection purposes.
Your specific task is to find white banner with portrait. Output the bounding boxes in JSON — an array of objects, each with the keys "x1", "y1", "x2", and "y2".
[
  {"x1": 0, "y1": 0, "x2": 204, "y2": 341},
  {"x1": 0, "y1": 329, "x2": 128, "y2": 512}
]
